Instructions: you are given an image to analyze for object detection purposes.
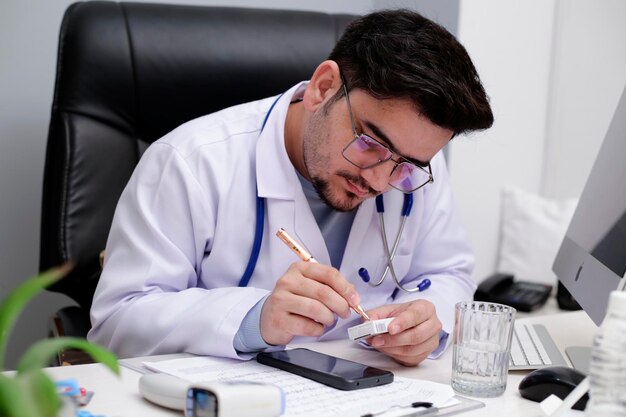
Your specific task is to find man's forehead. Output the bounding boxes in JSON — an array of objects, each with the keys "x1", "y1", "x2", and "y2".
[{"x1": 346, "y1": 89, "x2": 453, "y2": 161}]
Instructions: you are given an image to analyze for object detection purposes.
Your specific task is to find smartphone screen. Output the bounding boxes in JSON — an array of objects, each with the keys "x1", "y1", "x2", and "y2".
[{"x1": 256, "y1": 348, "x2": 393, "y2": 391}]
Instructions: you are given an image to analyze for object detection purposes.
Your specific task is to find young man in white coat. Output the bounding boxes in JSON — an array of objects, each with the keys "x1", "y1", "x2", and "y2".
[{"x1": 89, "y1": 9, "x2": 494, "y2": 366}]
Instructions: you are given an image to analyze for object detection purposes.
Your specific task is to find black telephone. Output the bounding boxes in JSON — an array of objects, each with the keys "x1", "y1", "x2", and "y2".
[{"x1": 474, "y1": 273, "x2": 552, "y2": 312}]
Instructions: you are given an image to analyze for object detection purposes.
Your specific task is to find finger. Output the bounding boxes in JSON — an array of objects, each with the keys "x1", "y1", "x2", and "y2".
[
  {"x1": 281, "y1": 272, "x2": 352, "y2": 319},
  {"x1": 295, "y1": 262, "x2": 361, "y2": 308},
  {"x1": 280, "y1": 313, "x2": 326, "y2": 338},
  {"x1": 385, "y1": 301, "x2": 437, "y2": 335},
  {"x1": 282, "y1": 293, "x2": 337, "y2": 326},
  {"x1": 286, "y1": 313, "x2": 326, "y2": 338},
  {"x1": 375, "y1": 333, "x2": 440, "y2": 366},
  {"x1": 261, "y1": 296, "x2": 326, "y2": 345},
  {"x1": 375, "y1": 332, "x2": 440, "y2": 357},
  {"x1": 370, "y1": 316, "x2": 441, "y2": 348},
  {"x1": 287, "y1": 262, "x2": 358, "y2": 316}
]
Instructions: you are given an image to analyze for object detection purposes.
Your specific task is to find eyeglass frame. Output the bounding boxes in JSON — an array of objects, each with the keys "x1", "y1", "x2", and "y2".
[{"x1": 339, "y1": 80, "x2": 434, "y2": 193}]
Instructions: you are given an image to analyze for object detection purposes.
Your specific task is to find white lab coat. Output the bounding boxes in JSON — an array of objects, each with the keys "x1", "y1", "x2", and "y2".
[{"x1": 88, "y1": 82, "x2": 476, "y2": 359}]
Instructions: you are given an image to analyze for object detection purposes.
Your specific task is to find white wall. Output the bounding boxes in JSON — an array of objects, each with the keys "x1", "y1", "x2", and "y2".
[
  {"x1": 0, "y1": 0, "x2": 76, "y2": 370},
  {"x1": 544, "y1": 0, "x2": 626, "y2": 199},
  {"x1": 0, "y1": 0, "x2": 457, "y2": 370},
  {"x1": 450, "y1": 0, "x2": 626, "y2": 281},
  {"x1": 450, "y1": 0, "x2": 558, "y2": 281}
]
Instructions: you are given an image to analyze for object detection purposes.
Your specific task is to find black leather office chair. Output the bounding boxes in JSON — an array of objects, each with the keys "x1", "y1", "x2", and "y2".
[{"x1": 40, "y1": 1, "x2": 356, "y2": 364}]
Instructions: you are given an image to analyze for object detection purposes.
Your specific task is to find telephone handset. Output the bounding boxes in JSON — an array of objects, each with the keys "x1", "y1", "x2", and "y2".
[{"x1": 474, "y1": 273, "x2": 552, "y2": 312}]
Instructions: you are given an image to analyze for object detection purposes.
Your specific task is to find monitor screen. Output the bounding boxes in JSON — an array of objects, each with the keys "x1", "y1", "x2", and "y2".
[{"x1": 553, "y1": 86, "x2": 626, "y2": 326}]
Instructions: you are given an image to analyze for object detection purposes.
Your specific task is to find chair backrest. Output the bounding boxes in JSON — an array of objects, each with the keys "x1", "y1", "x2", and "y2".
[{"x1": 40, "y1": 1, "x2": 356, "y2": 310}]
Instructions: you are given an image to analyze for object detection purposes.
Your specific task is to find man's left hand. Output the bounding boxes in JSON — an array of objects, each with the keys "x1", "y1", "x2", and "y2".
[{"x1": 366, "y1": 300, "x2": 442, "y2": 366}]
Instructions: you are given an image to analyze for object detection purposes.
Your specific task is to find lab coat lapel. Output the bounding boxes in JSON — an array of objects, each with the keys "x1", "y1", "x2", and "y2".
[
  {"x1": 340, "y1": 198, "x2": 376, "y2": 277},
  {"x1": 255, "y1": 82, "x2": 331, "y2": 267},
  {"x1": 264, "y1": 189, "x2": 332, "y2": 267},
  {"x1": 293, "y1": 190, "x2": 331, "y2": 265}
]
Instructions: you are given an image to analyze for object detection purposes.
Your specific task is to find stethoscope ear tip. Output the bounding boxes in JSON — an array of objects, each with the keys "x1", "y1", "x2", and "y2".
[
  {"x1": 358, "y1": 267, "x2": 371, "y2": 283},
  {"x1": 417, "y1": 278, "x2": 431, "y2": 292}
]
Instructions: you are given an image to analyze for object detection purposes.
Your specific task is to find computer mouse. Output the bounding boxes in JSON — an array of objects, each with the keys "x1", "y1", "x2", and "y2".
[{"x1": 518, "y1": 366, "x2": 589, "y2": 411}]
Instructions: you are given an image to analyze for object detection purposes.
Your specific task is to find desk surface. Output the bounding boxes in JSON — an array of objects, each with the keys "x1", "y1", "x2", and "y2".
[{"x1": 41, "y1": 310, "x2": 596, "y2": 417}]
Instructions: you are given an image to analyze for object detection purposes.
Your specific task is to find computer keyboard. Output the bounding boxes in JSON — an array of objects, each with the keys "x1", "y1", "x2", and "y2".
[{"x1": 509, "y1": 322, "x2": 568, "y2": 370}]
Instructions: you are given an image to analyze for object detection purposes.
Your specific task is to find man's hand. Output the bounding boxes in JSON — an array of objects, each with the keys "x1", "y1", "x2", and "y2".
[
  {"x1": 260, "y1": 262, "x2": 360, "y2": 346},
  {"x1": 366, "y1": 300, "x2": 442, "y2": 366}
]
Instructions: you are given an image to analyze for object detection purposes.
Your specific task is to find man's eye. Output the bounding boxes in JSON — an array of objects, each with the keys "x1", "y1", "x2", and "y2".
[{"x1": 362, "y1": 135, "x2": 376, "y2": 145}]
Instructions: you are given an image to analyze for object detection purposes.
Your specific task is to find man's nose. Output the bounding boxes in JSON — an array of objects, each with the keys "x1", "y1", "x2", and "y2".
[{"x1": 360, "y1": 161, "x2": 393, "y2": 193}]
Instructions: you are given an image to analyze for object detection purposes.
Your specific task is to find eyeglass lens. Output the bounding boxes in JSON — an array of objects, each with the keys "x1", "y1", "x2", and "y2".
[{"x1": 343, "y1": 135, "x2": 432, "y2": 192}]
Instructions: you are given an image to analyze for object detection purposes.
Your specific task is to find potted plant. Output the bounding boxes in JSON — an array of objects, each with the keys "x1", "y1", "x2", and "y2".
[{"x1": 0, "y1": 265, "x2": 119, "y2": 417}]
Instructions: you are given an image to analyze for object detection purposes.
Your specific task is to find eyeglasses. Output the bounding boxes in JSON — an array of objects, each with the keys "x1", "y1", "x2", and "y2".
[{"x1": 340, "y1": 82, "x2": 434, "y2": 193}]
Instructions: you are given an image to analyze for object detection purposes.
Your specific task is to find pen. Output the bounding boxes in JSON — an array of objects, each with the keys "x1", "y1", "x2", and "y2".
[
  {"x1": 276, "y1": 228, "x2": 371, "y2": 321},
  {"x1": 405, "y1": 407, "x2": 439, "y2": 417},
  {"x1": 361, "y1": 402, "x2": 436, "y2": 417}
]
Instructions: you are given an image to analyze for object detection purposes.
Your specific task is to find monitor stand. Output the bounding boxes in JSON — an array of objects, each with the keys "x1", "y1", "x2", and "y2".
[
  {"x1": 565, "y1": 346, "x2": 592, "y2": 374},
  {"x1": 562, "y1": 278, "x2": 625, "y2": 375},
  {"x1": 564, "y1": 278, "x2": 626, "y2": 375}
]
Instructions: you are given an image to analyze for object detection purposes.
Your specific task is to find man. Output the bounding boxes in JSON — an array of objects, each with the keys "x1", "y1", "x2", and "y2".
[{"x1": 89, "y1": 9, "x2": 493, "y2": 366}]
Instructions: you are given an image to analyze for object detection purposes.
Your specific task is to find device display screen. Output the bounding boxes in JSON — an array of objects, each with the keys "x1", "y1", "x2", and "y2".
[
  {"x1": 257, "y1": 348, "x2": 393, "y2": 390},
  {"x1": 565, "y1": 89, "x2": 626, "y2": 278},
  {"x1": 272, "y1": 349, "x2": 387, "y2": 379},
  {"x1": 188, "y1": 389, "x2": 216, "y2": 417}
]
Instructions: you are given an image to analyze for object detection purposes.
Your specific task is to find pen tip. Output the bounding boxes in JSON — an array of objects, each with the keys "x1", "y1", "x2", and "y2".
[{"x1": 355, "y1": 305, "x2": 371, "y2": 321}]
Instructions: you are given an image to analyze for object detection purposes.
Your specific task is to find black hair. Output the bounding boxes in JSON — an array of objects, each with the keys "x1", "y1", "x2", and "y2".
[{"x1": 329, "y1": 9, "x2": 494, "y2": 135}]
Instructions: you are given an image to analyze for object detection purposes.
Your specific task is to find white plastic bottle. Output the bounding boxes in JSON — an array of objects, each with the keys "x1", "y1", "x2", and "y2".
[{"x1": 586, "y1": 290, "x2": 626, "y2": 416}]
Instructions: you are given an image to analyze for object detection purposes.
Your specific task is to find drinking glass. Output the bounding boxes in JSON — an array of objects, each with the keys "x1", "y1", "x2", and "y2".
[{"x1": 451, "y1": 301, "x2": 516, "y2": 397}]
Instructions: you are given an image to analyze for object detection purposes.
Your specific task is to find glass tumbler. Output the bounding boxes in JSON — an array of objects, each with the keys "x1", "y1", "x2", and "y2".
[{"x1": 451, "y1": 301, "x2": 516, "y2": 397}]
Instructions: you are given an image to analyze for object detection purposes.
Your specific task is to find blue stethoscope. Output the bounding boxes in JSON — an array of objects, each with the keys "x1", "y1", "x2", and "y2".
[
  {"x1": 359, "y1": 194, "x2": 431, "y2": 295},
  {"x1": 237, "y1": 94, "x2": 431, "y2": 297}
]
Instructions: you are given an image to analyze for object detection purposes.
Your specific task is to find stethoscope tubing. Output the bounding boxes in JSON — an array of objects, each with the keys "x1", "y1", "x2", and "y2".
[
  {"x1": 238, "y1": 95, "x2": 282, "y2": 288},
  {"x1": 359, "y1": 193, "x2": 431, "y2": 295},
  {"x1": 238, "y1": 93, "x2": 430, "y2": 297}
]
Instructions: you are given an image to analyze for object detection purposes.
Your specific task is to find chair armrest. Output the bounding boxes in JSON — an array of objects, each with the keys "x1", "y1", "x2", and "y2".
[{"x1": 49, "y1": 306, "x2": 94, "y2": 366}]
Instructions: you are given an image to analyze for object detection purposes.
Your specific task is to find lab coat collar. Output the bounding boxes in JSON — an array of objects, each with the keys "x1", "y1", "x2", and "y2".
[
  {"x1": 254, "y1": 82, "x2": 379, "y2": 269},
  {"x1": 256, "y1": 82, "x2": 307, "y2": 201}
]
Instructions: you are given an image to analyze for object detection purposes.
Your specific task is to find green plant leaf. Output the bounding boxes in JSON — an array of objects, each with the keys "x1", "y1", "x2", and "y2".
[
  {"x1": 0, "y1": 265, "x2": 71, "y2": 370},
  {"x1": 18, "y1": 369, "x2": 61, "y2": 417},
  {"x1": 16, "y1": 337, "x2": 119, "y2": 376},
  {"x1": 0, "y1": 373, "x2": 42, "y2": 417}
]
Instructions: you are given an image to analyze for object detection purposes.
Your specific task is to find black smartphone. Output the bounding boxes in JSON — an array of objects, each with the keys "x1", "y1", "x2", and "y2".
[{"x1": 256, "y1": 348, "x2": 393, "y2": 391}]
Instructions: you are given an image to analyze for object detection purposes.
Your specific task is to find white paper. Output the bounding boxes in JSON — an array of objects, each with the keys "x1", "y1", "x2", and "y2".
[{"x1": 143, "y1": 355, "x2": 457, "y2": 417}]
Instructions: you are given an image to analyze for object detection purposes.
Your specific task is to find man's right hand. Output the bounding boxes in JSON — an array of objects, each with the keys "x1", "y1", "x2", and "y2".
[{"x1": 259, "y1": 261, "x2": 361, "y2": 346}]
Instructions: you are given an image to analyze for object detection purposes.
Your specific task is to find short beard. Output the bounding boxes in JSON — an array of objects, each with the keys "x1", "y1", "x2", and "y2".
[
  {"x1": 310, "y1": 170, "x2": 375, "y2": 212},
  {"x1": 303, "y1": 93, "x2": 375, "y2": 212}
]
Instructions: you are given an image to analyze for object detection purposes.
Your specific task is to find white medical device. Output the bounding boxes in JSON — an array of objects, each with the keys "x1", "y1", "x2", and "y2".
[
  {"x1": 348, "y1": 318, "x2": 395, "y2": 341},
  {"x1": 138, "y1": 373, "x2": 284, "y2": 417}
]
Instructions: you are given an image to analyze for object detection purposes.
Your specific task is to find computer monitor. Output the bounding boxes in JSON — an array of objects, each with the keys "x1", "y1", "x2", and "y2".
[{"x1": 552, "y1": 85, "x2": 626, "y2": 369}]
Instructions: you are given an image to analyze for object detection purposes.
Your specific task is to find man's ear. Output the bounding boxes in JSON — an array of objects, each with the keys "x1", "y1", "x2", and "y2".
[{"x1": 302, "y1": 60, "x2": 342, "y2": 112}]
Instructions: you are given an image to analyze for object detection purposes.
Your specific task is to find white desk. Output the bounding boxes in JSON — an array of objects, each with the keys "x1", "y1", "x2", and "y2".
[{"x1": 41, "y1": 311, "x2": 596, "y2": 417}]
